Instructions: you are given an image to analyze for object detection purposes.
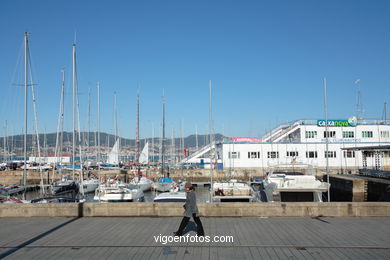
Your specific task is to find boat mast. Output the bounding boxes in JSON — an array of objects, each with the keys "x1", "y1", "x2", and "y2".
[
  {"x1": 72, "y1": 43, "x2": 76, "y2": 180},
  {"x1": 171, "y1": 128, "x2": 175, "y2": 164},
  {"x1": 75, "y1": 55, "x2": 84, "y2": 191},
  {"x1": 88, "y1": 87, "x2": 91, "y2": 159},
  {"x1": 22, "y1": 32, "x2": 28, "y2": 187},
  {"x1": 113, "y1": 92, "x2": 119, "y2": 164},
  {"x1": 324, "y1": 78, "x2": 330, "y2": 202},
  {"x1": 151, "y1": 122, "x2": 154, "y2": 163},
  {"x1": 161, "y1": 94, "x2": 166, "y2": 178},
  {"x1": 136, "y1": 91, "x2": 141, "y2": 177},
  {"x1": 97, "y1": 82, "x2": 101, "y2": 177},
  {"x1": 54, "y1": 69, "x2": 65, "y2": 181},
  {"x1": 4, "y1": 121, "x2": 8, "y2": 162},
  {"x1": 209, "y1": 80, "x2": 214, "y2": 202},
  {"x1": 195, "y1": 123, "x2": 199, "y2": 151}
]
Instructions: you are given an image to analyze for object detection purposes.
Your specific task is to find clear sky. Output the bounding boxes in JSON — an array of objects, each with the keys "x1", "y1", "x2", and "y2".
[{"x1": 0, "y1": 0, "x2": 389, "y2": 139}]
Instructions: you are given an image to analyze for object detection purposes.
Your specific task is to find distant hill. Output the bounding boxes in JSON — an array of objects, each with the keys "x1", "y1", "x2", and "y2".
[{"x1": 0, "y1": 132, "x2": 226, "y2": 150}]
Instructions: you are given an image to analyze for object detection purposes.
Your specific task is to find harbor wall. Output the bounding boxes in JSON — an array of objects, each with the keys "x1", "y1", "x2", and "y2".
[
  {"x1": 0, "y1": 202, "x2": 389, "y2": 218},
  {"x1": 0, "y1": 167, "x2": 353, "y2": 185}
]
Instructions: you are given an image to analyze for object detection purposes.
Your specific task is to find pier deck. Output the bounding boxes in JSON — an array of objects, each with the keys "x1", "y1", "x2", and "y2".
[{"x1": 0, "y1": 217, "x2": 389, "y2": 259}]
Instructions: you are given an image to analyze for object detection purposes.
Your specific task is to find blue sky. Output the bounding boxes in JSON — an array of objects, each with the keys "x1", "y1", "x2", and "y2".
[{"x1": 0, "y1": 0, "x2": 389, "y2": 139}]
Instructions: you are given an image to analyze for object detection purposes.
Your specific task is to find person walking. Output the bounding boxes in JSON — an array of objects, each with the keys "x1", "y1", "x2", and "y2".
[{"x1": 174, "y1": 182, "x2": 204, "y2": 236}]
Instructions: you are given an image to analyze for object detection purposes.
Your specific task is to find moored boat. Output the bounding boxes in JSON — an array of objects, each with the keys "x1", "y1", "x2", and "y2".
[{"x1": 153, "y1": 191, "x2": 186, "y2": 202}]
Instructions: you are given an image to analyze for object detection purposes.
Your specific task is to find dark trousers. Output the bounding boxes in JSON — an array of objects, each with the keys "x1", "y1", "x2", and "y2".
[{"x1": 176, "y1": 213, "x2": 204, "y2": 236}]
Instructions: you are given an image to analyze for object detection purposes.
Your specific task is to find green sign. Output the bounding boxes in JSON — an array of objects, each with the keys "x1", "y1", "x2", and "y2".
[{"x1": 317, "y1": 120, "x2": 349, "y2": 127}]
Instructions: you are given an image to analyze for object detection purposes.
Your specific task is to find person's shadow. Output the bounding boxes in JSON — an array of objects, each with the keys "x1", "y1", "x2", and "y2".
[{"x1": 182, "y1": 221, "x2": 197, "y2": 235}]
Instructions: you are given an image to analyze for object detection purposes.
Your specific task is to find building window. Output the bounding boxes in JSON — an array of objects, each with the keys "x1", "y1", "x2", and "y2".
[
  {"x1": 286, "y1": 151, "x2": 298, "y2": 157},
  {"x1": 380, "y1": 131, "x2": 389, "y2": 138},
  {"x1": 248, "y1": 152, "x2": 260, "y2": 159},
  {"x1": 305, "y1": 131, "x2": 317, "y2": 138},
  {"x1": 342, "y1": 131, "x2": 354, "y2": 138},
  {"x1": 362, "y1": 131, "x2": 373, "y2": 138},
  {"x1": 343, "y1": 151, "x2": 355, "y2": 158},
  {"x1": 267, "y1": 151, "x2": 279, "y2": 158},
  {"x1": 306, "y1": 151, "x2": 318, "y2": 158},
  {"x1": 324, "y1": 151, "x2": 336, "y2": 158},
  {"x1": 324, "y1": 131, "x2": 336, "y2": 138},
  {"x1": 228, "y1": 152, "x2": 240, "y2": 159}
]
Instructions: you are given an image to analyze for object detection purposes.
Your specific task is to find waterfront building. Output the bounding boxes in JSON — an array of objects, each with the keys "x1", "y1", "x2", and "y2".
[
  {"x1": 185, "y1": 118, "x2": 390, "y2": 173},
  {"x1": 220, "y1": 119, "x2": 390, "y2": 173}
]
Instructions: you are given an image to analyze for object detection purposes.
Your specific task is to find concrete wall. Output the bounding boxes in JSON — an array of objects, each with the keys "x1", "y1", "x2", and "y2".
[{"x1": 1, "y1": 202, "x2": 389, "y2": 218}]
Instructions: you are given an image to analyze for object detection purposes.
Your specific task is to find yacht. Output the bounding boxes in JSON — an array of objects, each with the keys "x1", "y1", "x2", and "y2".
[
  {"x1": 82, "y1": 178, "x2": 100, "y2": 193},
  {"x1": 212, "y1": 179, "x2": 257, "y2": 202},
  {"x1": 153, "y1": 191, "x2": 186, "y2": 202},
  {"x1": 129, "y1": 176, "x2": 153, "y2": 192},
  {"x1": 263, "y1": 164, "x2": 330, "y2": 202},
  {"x1": 155, "y1": 177, "x2": 176, "y2": 192},
  {"x1": 94, "y1": 181, "x2": 144, "y2": 202},
  {"x1": 50, "y1": 177, "x2": 78, "y2": 195}
]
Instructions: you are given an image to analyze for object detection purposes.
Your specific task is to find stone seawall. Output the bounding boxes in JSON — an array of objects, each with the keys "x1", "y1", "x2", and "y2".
[{"x1": 0, "y1": 202, "x2": 389, "y2": 218}]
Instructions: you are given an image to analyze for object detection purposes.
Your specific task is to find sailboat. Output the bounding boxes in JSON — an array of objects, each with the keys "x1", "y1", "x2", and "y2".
[
  {"x1": 129, "y1": 92, "x2": 153, "y2": 191},
  {"x1": 51, "y1": 43, "x2": 81, "y2": 196},
  {"x1": 206, "y1": 80, "x2": 256, "y2": 202},
  {"x1": 130, "y1": 142, "x2": 153, "y2": 191},
  {"x1": 155, "y1": 95, "x2": 179, "y2": 193},
  {"x1": 94, "y1": 93, "x2": 144, "y2": 202}
]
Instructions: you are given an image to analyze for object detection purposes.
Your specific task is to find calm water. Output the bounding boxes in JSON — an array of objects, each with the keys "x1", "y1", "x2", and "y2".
[{"x1": 19, "y1": 186, "x2": 212, "y2": 203}]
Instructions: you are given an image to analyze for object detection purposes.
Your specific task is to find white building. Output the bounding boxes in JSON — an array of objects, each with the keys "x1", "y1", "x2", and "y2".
[{"x1": 219, "y1": 119, "x2": 390, "y2": 172}]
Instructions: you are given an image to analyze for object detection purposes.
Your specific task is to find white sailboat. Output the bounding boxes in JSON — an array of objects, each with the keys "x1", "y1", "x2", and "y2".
[
  {"x1": 130, "y1": 143, "x2": 153, "y2": 191},
  {"x1": 129, "y1": 176, "x2": 152, "y2": 192},
  {"x1": 130, "y1": 92, "x2": 153, "y2": 192},
  {"x1": 130, "y1": 142, "x2": 152, "y2": 191},
  {"x1": 206, "y1": 80, "x2": 256, "y2": 202},
  {"x1": 95, "y1": 93, "x2": 143, "y2": 202}
]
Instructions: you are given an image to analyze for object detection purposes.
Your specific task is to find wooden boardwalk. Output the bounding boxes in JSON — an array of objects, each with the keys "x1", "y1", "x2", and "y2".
[{"x1": 0, "y1": 217, "x2": 389, "y2": 259}]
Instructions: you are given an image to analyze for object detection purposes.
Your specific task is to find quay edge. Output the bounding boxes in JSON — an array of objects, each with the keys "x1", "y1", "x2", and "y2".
[{"x1": 0, "y1": 202, "x2": 390, "y2": 218}]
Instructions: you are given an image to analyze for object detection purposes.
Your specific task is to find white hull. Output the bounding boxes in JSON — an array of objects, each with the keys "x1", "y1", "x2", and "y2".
[
  {"x1": 263, "y1": 167, "x2": 330, "y2": 202},
  {"x1": 155, "y1": 182, "x2": 174, "y2": 192},
  {"x1": 154, "y1": 192, "x2": 186, "y2": 202},
  {"x1": 94, "y1": 184, "x2": 144, "y2": 202},
  {"x1": 212, "y1": 180, "x2": 256, "y2": 202},
  {"x1": 129, "y1": 177, "x2": 152, "y2": 192},
  {"x1": 82, "y1": 179, "x2": 100, "y2": 193}
]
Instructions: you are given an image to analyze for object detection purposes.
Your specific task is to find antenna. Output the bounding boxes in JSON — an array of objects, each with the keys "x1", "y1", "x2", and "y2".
[{"x1": 355, "y1": 79, "x2": 364, "y2": 120}]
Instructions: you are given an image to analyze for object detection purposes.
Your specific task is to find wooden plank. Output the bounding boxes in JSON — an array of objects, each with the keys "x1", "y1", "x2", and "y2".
[{"x1": 1, "y1": 217, "x2": 390, "y2": 259}]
